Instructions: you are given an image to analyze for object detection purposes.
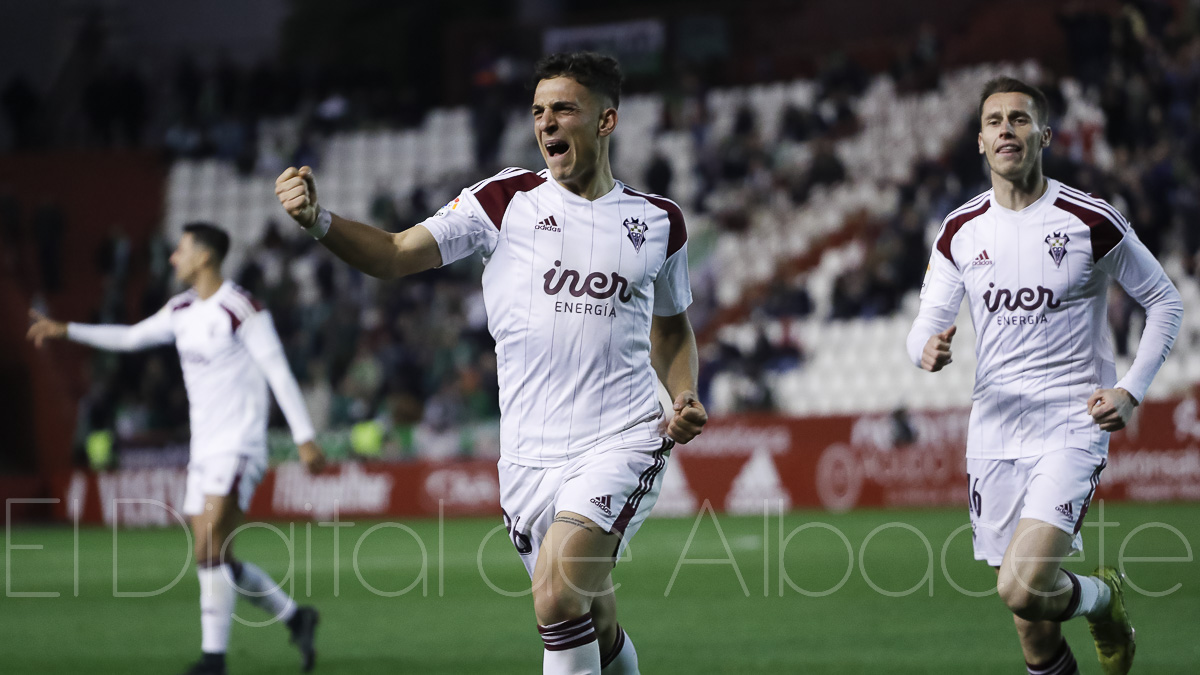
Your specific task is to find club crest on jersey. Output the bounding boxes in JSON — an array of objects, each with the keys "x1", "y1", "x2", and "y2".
[
  {"x1": 1045, "y1": 231, "x2": 1070, "y2": 268},
  {"x1": 623, "y1": 217, "x2": 646, "y2": 253}
]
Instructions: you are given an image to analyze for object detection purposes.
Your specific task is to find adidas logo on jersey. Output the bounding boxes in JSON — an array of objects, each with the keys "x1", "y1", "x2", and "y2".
[
  {"x1": 1055, "y1": 502, "x2": 1074, "y2": 517},
  {"x1": 536, "y1": 215, "x2": 562, "y2": 232},
  {"x1": 972, "y1": 250, "x2": 994, "y2": 266},
  {"x1": 590, "y1": 495, "x2": 613, "y2": 516}
]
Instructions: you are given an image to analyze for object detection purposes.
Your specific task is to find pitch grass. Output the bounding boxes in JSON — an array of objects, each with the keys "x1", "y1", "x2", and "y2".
[{"x1": 3, "y1": 502, "x2": 1198, "y2": 674}]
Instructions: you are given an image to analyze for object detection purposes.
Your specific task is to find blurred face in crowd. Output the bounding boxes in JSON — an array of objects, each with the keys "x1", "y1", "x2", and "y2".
[
  {"x1": 532, "y1": 76, "x2": 617, "y2": 191},
  {"x1": 169, "y1": 233, "x2": 210, "y2": 285},
  {"x1": 978, "y1": 91, "x2": 1052, "y2": 184}
]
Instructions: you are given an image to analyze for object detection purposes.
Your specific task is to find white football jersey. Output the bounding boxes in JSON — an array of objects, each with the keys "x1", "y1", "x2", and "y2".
[
  {"x1": 908, "y1": 179, "x2": 1182, "y2": 460},
  {"x1": 421, "y1": 168, "x2": 692, "y2": 467},
  {"x1": 68, "y1": 281, "x2": 315, "y2": 462}
]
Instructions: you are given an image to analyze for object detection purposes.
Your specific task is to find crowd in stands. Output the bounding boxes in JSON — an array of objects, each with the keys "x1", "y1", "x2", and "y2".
[{"x1": 8, "y1": 0, "x2": 1198, "y2": 457}]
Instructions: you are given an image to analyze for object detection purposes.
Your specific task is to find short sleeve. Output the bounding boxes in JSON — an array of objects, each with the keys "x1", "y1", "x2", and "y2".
[
  {"x1": 419, "y1": 190, "x2": 499, "y2": 266},
  {"x1": 653, "y1": 243, "x2": 692, "y2": 316}
]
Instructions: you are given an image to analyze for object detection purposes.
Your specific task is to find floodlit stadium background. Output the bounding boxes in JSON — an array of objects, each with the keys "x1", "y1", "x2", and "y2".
[{"x1": 2, "y1": 1, "x2": 1198, "y2": 673}]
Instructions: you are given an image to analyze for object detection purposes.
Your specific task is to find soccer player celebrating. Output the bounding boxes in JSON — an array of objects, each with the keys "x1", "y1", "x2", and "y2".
[
  {"x1": 28, "y1": 223, "x2": 326, "y2": 675},
  {"x1": 275, "y1": 52, "x2": 706, "y2": 675},
  {"x1": 907, "y1": 78, "x2": 1183, "y2": 675}
]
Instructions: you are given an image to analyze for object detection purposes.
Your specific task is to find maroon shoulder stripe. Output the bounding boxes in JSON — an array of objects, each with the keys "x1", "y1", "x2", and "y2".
[
  {"x1": 221, "y1": 304, "x2": 242, "y2": 332},
  {"x1": 1058, "y1": 186, "x2": 1128, "y2": 231},
  {"x1": 624, "y1": 188, "x2": 687, "y2": 256},
  {"x1": 936, "y1": 199, "x2": 991, "y2": 270},
  {"x1": 468, "y1": 167, "x2": 522, "y2": 192},
  {"x1": 1053, "y1": 198, "x2": 1126, "y2": 261},
  {"x1": 170, "y1": 291, "x2": 197, "y2": 312},
  {"x1": 472, "y1": 170, "x2": 546, "y2": 230},
  {"x1": 231, "y1": 283, "x2": 264, "y2": 312}
]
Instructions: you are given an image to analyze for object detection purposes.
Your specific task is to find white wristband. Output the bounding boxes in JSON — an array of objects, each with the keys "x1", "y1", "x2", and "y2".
[{"x1": 305, "y1": 207, "x2": 332, "y2": 240}]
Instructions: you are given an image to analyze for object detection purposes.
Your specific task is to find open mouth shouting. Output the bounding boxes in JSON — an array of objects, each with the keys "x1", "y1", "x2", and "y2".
[{"x1": 545, "y1": 139, "x2": 570, "y2": 159}]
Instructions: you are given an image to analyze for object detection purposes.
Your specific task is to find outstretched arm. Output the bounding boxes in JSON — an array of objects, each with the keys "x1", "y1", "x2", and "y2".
[
  {"x1": 275, "y1": 166, "x2": 442, "y2": 279},
  {"x1": 651, "y1": 312, "x2": 707, "y2": 443},
  {"x1": 28, "y1": 308, "x2": 174, "y2": 352}
]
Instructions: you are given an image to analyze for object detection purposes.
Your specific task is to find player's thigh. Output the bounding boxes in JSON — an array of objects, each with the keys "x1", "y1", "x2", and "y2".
[
  {"x1": 532, "y1": 511, "x2": 621, "y2": 601},
  {"x1": 498, "y1": 459, "x2": 563, "y2": 579},
  {"x1": 999, "y1": 448, "x2": 1107, "y2": 591},
  {"x1": 554, "y1": 437, "x2": 674, "y2": 561},
  {"x1": 184, "y1": 454, "x2": 263, "y2": 556},
  {"x1": 588, "y1": 576, "x2": 617, "y2": 621},
  {"x1": 998, "y1": 517, "x2": 1076, "y2": 594}
]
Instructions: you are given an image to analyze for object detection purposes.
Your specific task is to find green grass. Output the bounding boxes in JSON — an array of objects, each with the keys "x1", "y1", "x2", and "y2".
[{"x1": 3, "y1": 502, "x2": 1198, "y2": 673}]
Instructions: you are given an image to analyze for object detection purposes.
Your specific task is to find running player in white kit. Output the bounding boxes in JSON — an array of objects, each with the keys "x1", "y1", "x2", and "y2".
[
  {"x1": 907, "y1": 78, "x2": 1183, "y2": 675},
  {"x1": 275, "y1": 52, "x2": 707, "y2": 675},
  {"x1": 28, "y1": 223, "x2": 326, "y2": 675}
]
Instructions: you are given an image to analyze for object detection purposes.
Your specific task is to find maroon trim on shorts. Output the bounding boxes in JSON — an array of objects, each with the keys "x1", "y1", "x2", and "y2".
[
  {"x1": 610, "y1": 439, "x2": 672, "y2": 538},
  {"x1": 1073, "y1": 458, "x2": 1106, "y2": 535}
]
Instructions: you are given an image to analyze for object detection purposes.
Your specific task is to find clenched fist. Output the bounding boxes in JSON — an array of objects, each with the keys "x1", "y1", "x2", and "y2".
[
  {"x1": 1087, "y1": 388, "x2": 1137, "y2": 432},
  {"x1": 661, "y1": 391, "x2": 708, "y2": 444},
  {"x1": 275, "y1": 166, "x2": 319, "y2": 228},
  {"x1": 298, "y1": 440, "x2": 327, "y2": 474},
  {"x1": 921, "y1": 325, "x2": 956, "y2": 372}
]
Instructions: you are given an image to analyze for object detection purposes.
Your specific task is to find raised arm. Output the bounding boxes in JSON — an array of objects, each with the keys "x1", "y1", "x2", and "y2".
[
  {"x1": 28, "y1": 307, "x2": 175, "y2": 352},
  {"x1": 275, "y1": 166, "x2": 442, "y2": 279}
]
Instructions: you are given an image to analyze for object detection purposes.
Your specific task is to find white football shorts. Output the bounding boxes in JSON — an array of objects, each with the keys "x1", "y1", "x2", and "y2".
[
  {"x1": 498, "y1": 435, "x2": 675, "y2": 578},
  {"x1": 183, "y1": 453, "x2": 265, "y2": 516},
  {"x1": 966, "y1": 447, "x2": 1107, "y2": 566}
]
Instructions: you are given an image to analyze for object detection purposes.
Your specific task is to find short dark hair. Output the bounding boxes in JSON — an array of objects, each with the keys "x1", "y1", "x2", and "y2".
[
  {"x1": 183, "y1": 222, "x2": 230, "y2": 265},
  {"x1": 978, "y1": 77, "x2": 1050, "y2": 127},
  {"x1": 533, "y1": 52, "x2": 623, "y2": 109}
]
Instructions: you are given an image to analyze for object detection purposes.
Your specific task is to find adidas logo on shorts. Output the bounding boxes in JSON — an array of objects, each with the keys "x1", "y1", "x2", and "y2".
[
  {"x1": 590, "y1": 495, "x2": 613, "y2": 516},
  {"x1": 1055, "y1": 502, "x2": 1073, "y2": 517}
]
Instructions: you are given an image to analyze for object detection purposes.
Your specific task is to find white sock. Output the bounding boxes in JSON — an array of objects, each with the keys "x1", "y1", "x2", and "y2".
[
  {"x1": 197, "y1": 563, "x2": 236, "y2": 654},
  {"x1": 1077, "y1": 575, "x2": 1111, "y2": 620},
  {"x1": 540, "y1": 614, "x2": 601, "y2": 675},
  {"x1": 232, "y1": 560, "x2": 297, "y2": 622},
  {"x1": 600, "y1": 625, "x2": 639, "y2": 674}
]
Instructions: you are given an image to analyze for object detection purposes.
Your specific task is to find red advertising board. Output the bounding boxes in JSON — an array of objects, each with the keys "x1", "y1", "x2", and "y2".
[{"x1": 46, "y1": 399, "x2": 1200, "y2": 527}]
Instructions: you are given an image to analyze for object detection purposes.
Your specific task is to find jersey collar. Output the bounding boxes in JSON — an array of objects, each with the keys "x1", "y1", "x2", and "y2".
[{"x1": 988, "y1": 178, "x2": 1060, "y2": 218}]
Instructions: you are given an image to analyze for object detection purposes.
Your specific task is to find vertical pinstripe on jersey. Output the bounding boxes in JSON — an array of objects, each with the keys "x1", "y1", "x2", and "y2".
[
  {"x1": 442, "y1": 168, "x2": 690, "y2": 467},
  {"x1": 937, "y1": 180, "x2": 1130, "y2": 460}
]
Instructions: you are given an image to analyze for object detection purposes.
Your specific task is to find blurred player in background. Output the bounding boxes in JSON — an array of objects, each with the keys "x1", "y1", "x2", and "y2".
[
  {"x1": 276, "y1": 52, "x2": 706, "y2": 675},
  {"x1": 907, "y1": 77, "x2": 1182, "y2": 675},
  {"x1": 28, "y1": 223, "x2": 326, "y2": 675}
]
